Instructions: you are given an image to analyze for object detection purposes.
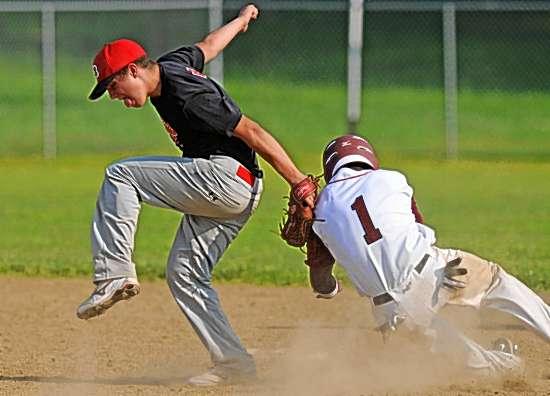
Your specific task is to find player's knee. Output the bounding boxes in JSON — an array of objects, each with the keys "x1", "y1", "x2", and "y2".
[{"x1": 104, "y1": 161, "x2": 128, "y2": 181}]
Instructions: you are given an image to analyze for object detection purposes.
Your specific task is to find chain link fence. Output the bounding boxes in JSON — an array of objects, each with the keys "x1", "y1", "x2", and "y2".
[
  {"x1": 360, "y1": 5, "x2": 550, "y2": 161},
  {"x1": 1, "y1": 1, "x2": 549, "y2": 161},
  {"x1": 0, "y1": 2, "x2": 212, "y2": 157},
  {"x1": 0, "y1": 10, "x2": 43, "y2": 155}
]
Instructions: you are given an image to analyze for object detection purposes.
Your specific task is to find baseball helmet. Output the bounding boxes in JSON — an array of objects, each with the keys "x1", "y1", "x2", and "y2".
[{"x1": 322, "y1": 134, "x2": 379, "y2": 183}]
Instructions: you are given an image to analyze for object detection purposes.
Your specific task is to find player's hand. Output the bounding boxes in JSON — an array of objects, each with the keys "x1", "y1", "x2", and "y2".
[
  {"x1": 280, "y1": 176, "x2": 319, "y2": 247},
  {"x1": 293, "y1": 176, "x2": 318, "y2": 211},
  {"x1": 302, "y1": 193, "x2": 315, "y2": 210},
  {"x1": 239, "y1": 4, "x2": 259, "y2": 33},
  {"x1": 443, "y1": 257, "x2": 467, "y2": 290}
]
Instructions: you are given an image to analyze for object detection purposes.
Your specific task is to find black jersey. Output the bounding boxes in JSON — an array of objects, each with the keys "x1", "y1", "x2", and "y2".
[{"x1": 150, "y1": 45, "x2": 259, "y2": 174}]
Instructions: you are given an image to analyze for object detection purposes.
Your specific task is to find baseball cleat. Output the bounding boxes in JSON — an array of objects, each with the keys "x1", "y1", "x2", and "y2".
[
  {"x1": 76, "y1": 277, "x2": 140, "y2": 320},
  {"x1": 187, "y1": 367, "x2": 256, "y2": 387},
  {"x1": 187, "y1": 370, "x2": 225, "y2": 387},
  {"x1": 492, "y1": 337, "x2": 520, "y2": 356}
]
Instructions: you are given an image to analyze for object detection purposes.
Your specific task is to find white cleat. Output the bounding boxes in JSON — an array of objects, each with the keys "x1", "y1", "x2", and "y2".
[
  {"x1": 187, "y1": 367, "x2": 256, "y2": 387},
  {"x1": 187, "y1": 370, "x2": 225, "y2": 387},
  {"x1": 492, "y1": 337, "x2": 520, "y2": 356},
  {"x1": 490, "y1": 337, "x2": 524, "y2": 375},
  {"x1": 77, "y1": 277, "x2": 140, "y2": 320}
]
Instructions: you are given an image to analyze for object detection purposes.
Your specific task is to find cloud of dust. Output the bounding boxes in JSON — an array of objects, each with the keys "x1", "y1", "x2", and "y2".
[
  {"x1": 48, "y1": 319, "x2": 101, "y2": 396},
  {"x1": 259, "y1": 305, "x2": 477, "y2": 395}
]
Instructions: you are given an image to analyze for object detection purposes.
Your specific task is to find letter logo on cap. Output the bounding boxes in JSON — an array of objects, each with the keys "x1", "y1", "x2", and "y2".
[{"x1": 92, "y1": 64, "x2": 99, "y2": 79}]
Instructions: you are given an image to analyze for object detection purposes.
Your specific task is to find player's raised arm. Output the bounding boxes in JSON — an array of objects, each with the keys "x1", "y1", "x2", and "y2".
[{"x1": 196, "y1": 4, "x2": 259, "y2": 64}]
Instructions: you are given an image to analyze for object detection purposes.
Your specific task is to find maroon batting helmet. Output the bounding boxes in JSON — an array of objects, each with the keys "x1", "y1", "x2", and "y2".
[{"x1": 322, "y1": 134, "x2": 379, "y2": 183}]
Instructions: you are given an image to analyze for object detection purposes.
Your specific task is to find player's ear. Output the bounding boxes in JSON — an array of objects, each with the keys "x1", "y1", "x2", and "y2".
[{"x1": 127, "y1": 63, "x2": 139, "y2": 78}]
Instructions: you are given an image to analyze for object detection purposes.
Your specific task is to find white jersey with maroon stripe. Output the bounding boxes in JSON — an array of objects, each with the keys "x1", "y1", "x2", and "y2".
[
  {"x1": 313, "y1": 165, "x2": 550, "y2": 375},
  {"x1": 312, "y1": 167, "x2": 435, "y2": 297}
]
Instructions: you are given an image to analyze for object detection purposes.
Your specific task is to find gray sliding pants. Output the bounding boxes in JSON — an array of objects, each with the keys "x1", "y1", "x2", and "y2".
[{"x1": 91, "y1": 154, "x2": 262, "y2": 373}]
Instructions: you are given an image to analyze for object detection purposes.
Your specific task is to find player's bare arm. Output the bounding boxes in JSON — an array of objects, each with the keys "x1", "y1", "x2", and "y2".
[
  {"x1": 234, "y1": 115, "x2": 308, "y2": 186},
  {"x1": 196, "y1": 4, "x2": 259, "y2": 64}
]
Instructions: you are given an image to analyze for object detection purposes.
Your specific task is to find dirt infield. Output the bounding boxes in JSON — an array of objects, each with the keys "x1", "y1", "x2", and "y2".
[{"x1": 0, "y1": 277, "x2": 548, "y2": 395}]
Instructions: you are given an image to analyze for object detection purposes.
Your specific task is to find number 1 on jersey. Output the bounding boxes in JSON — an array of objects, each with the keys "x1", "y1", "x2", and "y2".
[{"x1": 351, "y1": 196, "x2": 382, "y2": 245}]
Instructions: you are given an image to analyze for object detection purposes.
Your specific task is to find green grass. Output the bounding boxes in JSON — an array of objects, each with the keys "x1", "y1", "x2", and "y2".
[
  {"x1": 1, "y1": 59, "x2": 549, "y2": 289},
  {"x1": 1, "y1": 156, "x2": 549, "y2": 290},
  {"x1": 2, "y1": 59, "x2": 550, "y2": 162}
]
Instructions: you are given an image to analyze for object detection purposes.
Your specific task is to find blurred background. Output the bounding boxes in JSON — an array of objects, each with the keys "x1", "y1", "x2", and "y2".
[
  {"x1": 0, "y1": 0, "x2": 549, "y2": 288},
  {"x1": 2, "y1": 0, "x2": 550, "y2": 160}
]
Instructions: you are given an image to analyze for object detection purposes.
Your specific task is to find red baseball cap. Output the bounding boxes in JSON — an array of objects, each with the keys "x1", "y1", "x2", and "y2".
[{"x1": 89, "y1": 39, "x2": 147, "y2": 100}]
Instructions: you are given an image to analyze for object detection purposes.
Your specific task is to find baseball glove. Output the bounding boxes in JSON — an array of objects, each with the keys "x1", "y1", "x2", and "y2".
[{"x1": 279, "y1": 175, "x2": 320, "y2": 247}]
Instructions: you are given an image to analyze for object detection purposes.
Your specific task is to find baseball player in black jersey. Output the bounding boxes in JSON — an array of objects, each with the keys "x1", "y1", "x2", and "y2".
[{"x1": 77, "y1": 4, "x2": 315, "y2": 386}]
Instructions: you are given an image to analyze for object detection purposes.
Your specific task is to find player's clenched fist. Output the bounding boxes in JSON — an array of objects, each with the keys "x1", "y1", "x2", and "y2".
[{"x1": 239, "y1": 4, "x2": 259, "y2": 32}]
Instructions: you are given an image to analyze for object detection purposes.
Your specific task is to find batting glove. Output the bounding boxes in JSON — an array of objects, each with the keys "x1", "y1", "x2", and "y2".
[{"x1": 443, "y1": 257, "x2": 468, "y2": 290}]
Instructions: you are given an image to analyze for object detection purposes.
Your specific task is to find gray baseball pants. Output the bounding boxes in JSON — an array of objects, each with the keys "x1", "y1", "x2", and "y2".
[
  {"x1": 385, "y1": 247, "x2": 549, "y2": 373},
  {"x1": 90, "y1": 155, "x2": 262, "y2": 374},
  {"x1": 431, "y1": 247, "x2": 549, "y2": 373}
]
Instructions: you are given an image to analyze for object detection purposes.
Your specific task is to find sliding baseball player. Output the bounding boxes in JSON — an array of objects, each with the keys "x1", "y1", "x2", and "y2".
[{"x1": 284, "y1": 134, "x2": 550, "y2": 374}]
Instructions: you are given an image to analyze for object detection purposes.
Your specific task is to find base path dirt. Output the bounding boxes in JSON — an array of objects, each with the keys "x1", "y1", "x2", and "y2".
[{"x1": 0, "y1": 277, "x2": 548, "y2": 395}]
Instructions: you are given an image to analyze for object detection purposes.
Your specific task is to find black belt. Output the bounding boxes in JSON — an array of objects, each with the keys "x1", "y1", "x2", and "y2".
[{"x1": 372, "y1": 254, "x2": 430, "y2": 306}]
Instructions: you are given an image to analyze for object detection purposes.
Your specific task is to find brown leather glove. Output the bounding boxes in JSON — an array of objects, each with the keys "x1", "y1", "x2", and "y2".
[{"x1": 279, "y1": 176, "x2": 320, "y2": 247}]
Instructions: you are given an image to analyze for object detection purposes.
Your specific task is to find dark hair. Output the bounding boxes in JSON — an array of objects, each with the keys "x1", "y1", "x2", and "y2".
[
  {"x1": 134, "y1": 56, "x2": 157, "y2": 69},
  {"x1": 114, "y1": 56, "x2": 157, "y2": 77}
]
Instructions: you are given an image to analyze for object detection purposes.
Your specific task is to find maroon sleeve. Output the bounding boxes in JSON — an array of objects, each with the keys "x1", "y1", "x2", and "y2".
[
  {"x1": 306, "y1": 232, "x2": 337, "y2": 295},
  {"x1": 411, "y1": 196, "x2": 424, "y2": 224},
  {"x1": 305, "y1": 232, "x2": 335, "y2": 268}
]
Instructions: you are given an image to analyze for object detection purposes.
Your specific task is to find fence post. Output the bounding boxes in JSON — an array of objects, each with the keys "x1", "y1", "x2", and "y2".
[
  {"x1": 443, "y1": 2, "x2": 458, "y2": 159},
  {"x1": 209, "y1": 0, "x2": 224, "y2": 85},
  {"x1": 347, "y1": 0, "x2": 364, "y2": 134},
  {"x1": 42, "y1": 1, "x2": 56, "y2": 159}
]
